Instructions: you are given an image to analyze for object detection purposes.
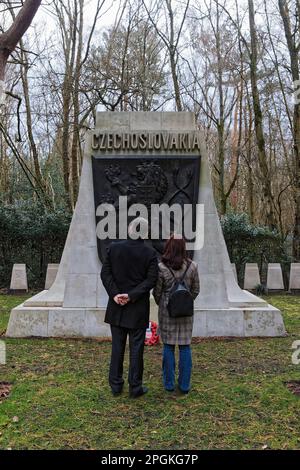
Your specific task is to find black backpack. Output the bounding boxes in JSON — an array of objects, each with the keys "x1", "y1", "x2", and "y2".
[{"x1": 166, "y1": 261, "x2": 194, "y2": 318}]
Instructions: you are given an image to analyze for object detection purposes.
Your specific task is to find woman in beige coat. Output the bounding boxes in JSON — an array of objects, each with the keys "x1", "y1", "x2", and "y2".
[{"x1": 153, "y1": 235, "x2": 200, "y2": 393}]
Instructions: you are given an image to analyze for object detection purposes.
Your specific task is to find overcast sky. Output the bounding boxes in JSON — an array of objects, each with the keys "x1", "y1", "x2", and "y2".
[
  {"x1": 1, "y1": 0, "x2": 264, "y2": 43},
  {"x1": 33, "y1": 0, "x2": 129, "y2": 32}
]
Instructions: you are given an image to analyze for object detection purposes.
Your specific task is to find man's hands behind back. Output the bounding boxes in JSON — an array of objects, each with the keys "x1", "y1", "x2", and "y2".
[{"x1": 113, "y1": 294, "x2": 130, "y2": 306}]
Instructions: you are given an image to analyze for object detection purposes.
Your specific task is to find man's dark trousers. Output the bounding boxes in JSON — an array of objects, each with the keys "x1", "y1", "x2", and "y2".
[
  {"x1": 109, "y1": 325, "x2": 146, "y2": 395},
  {"x1": 101, "y1": 239, "x2": 158, "y2": 396}
]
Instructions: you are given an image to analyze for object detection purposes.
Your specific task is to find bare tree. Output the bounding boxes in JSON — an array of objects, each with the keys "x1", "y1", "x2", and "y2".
[
  {"x1": 83, "y1": 9, "x2": 167, "y2": 112},
  {"x1": 6, "y1": 2, "x2": 44, "y2": 193},
  {"x1": 183, "y1": 0, "x2": 242, "y2": 215},
  {"x1": 142, "y1": 0, "x2": 190, "y2": 111},
  {"x1": 0, "y1": 0, "x2": 41, "y2": 82},
  {"x1": 278, "y1": 0, "x2": 300, "y2": 259},
  {"x1": 247, "y1": 0, "x2": 277, "y2": 227},
  {"x1": 52, "y1": 0, "x2": 105, "y2": 207}
]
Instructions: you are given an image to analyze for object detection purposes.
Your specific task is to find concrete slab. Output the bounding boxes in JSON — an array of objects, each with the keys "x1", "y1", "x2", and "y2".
[
  {"x1": 10, "y1": 264, "x2": 28, "y2": 292},
  {"x1": 6, "y1": 304, "x2": 286, "y2": 338},
  {"x1": 267, "y1": 263, "x2": 284, "y2": 290},
  {"x1": 232, "y1": 263, "x2": 238, "y2": 282},
  {"x1": 7, "y1": 307, "x2": 48, "y2": 337},
  {"x1": 45, "y1": 264, "x2": 59, "y2": 290},
  {"x1": 289, "y1": 263, "x2": 300, "y2": 290},
  {"x1": 244, "y1": 263, "x2": 261, "y2": 290}
]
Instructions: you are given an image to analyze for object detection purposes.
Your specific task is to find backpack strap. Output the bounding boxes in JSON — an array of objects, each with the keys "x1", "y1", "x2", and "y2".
[
  {"x1": 166, "y1": 265, "x2": 176, "y2": 279},
  {"x1": 180, "y1": 260, "x2": 191, "y2": 282},
  {"x1": 165, "y1": 260, "x2": 191, "y2": 282}
]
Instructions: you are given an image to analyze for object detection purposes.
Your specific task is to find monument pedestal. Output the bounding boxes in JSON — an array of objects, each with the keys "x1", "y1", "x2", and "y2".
[
  {"x1": 8, "y1": 303, "x2": 285, "y2": 338},
  {"x1": 7, "y1": 112, "x2": 286, "y2": 338}
]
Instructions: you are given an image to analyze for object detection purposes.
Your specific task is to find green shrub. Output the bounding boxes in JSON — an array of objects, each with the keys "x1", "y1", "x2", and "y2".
[
  {"x1": 221, "y1": 213, "x2": 291, "y2": 287},
  {"x1": 0, "y1": 202, "x2": 71, "y2": 289},
  {"x1": 0, "y1": 206, "x2": 292, "y2": 290}
]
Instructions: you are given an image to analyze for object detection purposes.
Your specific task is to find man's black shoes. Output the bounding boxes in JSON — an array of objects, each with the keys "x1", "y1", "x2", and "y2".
[
  {"x1": 129, "y1": 386, "x2": 148, "y2": 398},
  {"x1": 111, "y1": 386, "x2": 148, "y2": 398}
]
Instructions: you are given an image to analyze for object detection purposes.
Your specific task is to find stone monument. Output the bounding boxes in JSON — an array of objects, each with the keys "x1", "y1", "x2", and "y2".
[
  {"x1": 231, "y1": 263, "x2": 237, "y2": 282},
  {"x1": 289, "y1": 263, "x2": 300, "y2": 292},
  {"x1": 45, "y1": 264, "x2": 59, "y2": 290},
  {"x1": 244, "y1": 263, "x2": 261, "y2": 291},
  {"x1": 10, "y1": 264, "x2": 28, "y2": 293},
  {"x1": 267, "y1": 263, "x2": 284, "y2": 291},
  {"x1": 7, "y1": 112, "x2": 286, "y2": 338}
]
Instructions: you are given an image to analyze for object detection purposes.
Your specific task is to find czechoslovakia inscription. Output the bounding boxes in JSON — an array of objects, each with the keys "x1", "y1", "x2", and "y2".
[{"x1": 92, "y1": 131, "x2": 201, "y2": 152}]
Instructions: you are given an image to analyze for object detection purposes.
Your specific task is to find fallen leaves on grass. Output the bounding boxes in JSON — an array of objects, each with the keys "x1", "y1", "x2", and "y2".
[
  {"x1": 285, "y1": 381, "x2": 300, "y2": 396},
  {"x1": 0, "y1": 382, "x2": 12, "y2": 401},
  {"x1": 1, "y1": 294, "x2": 300, "y2": 450}
]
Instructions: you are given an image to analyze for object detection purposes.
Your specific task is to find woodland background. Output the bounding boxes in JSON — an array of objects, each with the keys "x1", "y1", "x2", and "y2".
[{"x1": 0, "y1": 0, "x2": 299, "y2": 288}]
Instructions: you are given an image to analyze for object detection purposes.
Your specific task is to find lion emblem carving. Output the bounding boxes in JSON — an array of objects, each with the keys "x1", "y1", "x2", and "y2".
[{"x1": 104, "y1": 161, "x2": 168, "y2": 208}]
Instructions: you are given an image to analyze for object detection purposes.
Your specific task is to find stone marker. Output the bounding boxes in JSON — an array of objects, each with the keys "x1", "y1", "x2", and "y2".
[
  {"x1": 10, "y1": 264, "x2": 28, "y2": 293},
  {"x1": 232, "y1": 263, "x2": 237, "y2": 282},
  {"x1": 7, "y1": 112, "x2": 286, "y2": 338},
  {"x1": 267, "y1": 263, "x2": 284, "y2": 291},
  {"x1": 289, "y1": 263, "x2": 300, "y2": 291},
  {"x1": 0, "y1": 340, "x2": 6, "y2": 365},
  {"x1": 45, "y1": 264, "x2": 59, "y2": 290},
  {"x1": 244, "y1": 263, "x2": 261, "y2": 291}
]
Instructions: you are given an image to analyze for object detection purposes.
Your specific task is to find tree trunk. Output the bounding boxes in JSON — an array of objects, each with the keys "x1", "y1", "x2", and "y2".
[
  {"x1": 278, "y1": 0, "x2": 300, "y2": 260},
  {"x1": 170, "y1": 49, "x2": 182, "y2": 111},
  {"x1": 248, "y1": 0, "x2": 276, "y2": 227},
  {"x1": 216, "y1": 4, "x2": 226, "y2": 214},
  {"x1": 58, "y1": 0, "x2": 78, "y2": 209},
  {"x1": 166, "y1": 0, "x2": 183, "y2": 111},
  {"x1": 230, "y1": 90, "x2": 240, "y2": 210},
  {"x1": 0, "y1": 48, "x2": 10, "y2": 82},
  {"x1": 0, "y1": 0, "x2": 42, "y2": 81},
  {"x1": 21, "y1": 47, "x2": 43, "y2": 189},
  {"x1": 70, "y1": 0, "x2": 84, "y2": 206}
]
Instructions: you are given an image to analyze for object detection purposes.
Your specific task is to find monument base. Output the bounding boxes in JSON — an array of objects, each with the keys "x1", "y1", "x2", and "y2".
[{"x1": 7, "y1": 299, "x2": 286, "y2": 338}]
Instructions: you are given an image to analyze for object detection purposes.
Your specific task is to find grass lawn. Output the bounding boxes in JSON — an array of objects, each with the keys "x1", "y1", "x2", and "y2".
[{"x1": 0, "y1": 294, "x2": 300, "y2": 450}]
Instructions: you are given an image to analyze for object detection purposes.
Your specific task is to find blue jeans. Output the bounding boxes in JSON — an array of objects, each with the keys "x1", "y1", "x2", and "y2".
[{"x1": 163, "y1": 344, "x2": 192, "y2": 392}]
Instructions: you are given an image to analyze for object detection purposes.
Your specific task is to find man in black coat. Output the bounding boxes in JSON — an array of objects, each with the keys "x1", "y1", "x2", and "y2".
[{"x1": 100, "y1": 217, "x2": 158, "y2": 398}]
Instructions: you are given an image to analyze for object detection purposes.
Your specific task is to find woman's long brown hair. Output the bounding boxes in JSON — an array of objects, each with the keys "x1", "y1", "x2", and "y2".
[{"x1": 161, "y1": 234, "x2": 188, "y2": 270}]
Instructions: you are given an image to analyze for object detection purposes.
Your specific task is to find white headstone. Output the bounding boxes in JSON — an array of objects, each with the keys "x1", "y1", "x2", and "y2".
[
  {"x1": 289, "y1": 263, "x2": 300, "y2": 290},
  {"x1": 244, "y1": 263, "x2": 260, "y2": 290},
  {"x1": 45, "y1": 264, "x2": 59, "y2": 290},
  {"x1": 232, "y1": 263, "x2": 238, "y2": 282},
  {"x1": 0, "y1": 340, "x2": 6, "y2": 365},
  {"x1": 267, "y1": 263, "x2": 284, "y2": 290},
  {"x1": 10, "y1": 264, "x2": 28, "y2": 292}
]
